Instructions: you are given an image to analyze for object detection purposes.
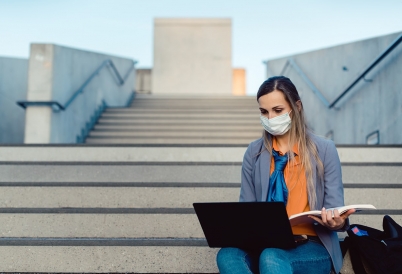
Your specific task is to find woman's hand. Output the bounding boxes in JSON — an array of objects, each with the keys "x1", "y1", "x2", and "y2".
[{"x1": 308, "y1": 208, "x2": 356, "y2": 230}]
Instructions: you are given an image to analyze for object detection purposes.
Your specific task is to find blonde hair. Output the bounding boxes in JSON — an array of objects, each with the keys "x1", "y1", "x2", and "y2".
[{"x1": 257, "y1": 76, "x2": 324, "y2": 209}]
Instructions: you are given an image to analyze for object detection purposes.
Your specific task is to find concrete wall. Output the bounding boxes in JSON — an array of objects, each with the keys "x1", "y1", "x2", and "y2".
[
  {"x1": 264, "y1": 31, "x2": 402, "y2": 144},
  {"x1": 24, "y1": 44, "x2": 135, "y2": 143},
  {"x1": 136, "y1": 69, "x2": 152, "y2": 94},
  {"x1": 153, "y1": 18, "x2": 232, "y2": 95},
  {"x1": 0, "y1": 56, "x2": 28, "y2": 143}
]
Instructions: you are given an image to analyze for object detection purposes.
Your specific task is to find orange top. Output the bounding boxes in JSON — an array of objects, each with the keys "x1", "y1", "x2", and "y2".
[{"x1": 270, "y1": 137, "x2": 317, "y2": 236}]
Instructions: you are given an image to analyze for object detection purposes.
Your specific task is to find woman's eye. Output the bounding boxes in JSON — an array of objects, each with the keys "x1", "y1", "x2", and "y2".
[
  {"x1": 274, "y1": 109, "x2": 283, "y2": 113},
  {"x1": 260, "y1": 110, "x2": 267, "y2": 114}
]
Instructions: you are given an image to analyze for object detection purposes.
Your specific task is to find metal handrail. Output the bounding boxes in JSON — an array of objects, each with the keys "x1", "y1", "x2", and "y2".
[
  {"x1": 268, "y1": 33, "x2": 402, "y2": 109},
  {"x1": 17, "y1": 59, "x2": 136, "y2": 111},
  {"x1": 329, "y1": 33, "x2": 402, "y2": 108}
]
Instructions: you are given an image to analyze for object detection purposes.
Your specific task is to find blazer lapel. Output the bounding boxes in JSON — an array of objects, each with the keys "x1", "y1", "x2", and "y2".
[
  {"x1": 308, "y1": 152, "x2": 324, "y2": 210},
  {"x1": 260, "y1": 149, "x2": 271, "y2": 201},
  {"x1": 308, "y1": 153, "x2": 317, "y2": 210}
]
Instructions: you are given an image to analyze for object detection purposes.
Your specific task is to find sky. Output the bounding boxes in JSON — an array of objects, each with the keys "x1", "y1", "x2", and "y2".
[{"x1": 1, "y1": 0, "x2": 402, "y2": 95}]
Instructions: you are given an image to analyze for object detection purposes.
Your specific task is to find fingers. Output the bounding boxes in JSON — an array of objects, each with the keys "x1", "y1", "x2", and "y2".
[
  {"x1": 310, "y1": 208, "x2": 356, "y2": 230},
  {"x1": 308, "y1": 215, "x2": 324, "y2": 226},
  {"x1": 321, "y1": 208, "x2": 344, "y2": 230},
  {"x1": 342, "y1": 208, "x2": 356, "y2": 218}
]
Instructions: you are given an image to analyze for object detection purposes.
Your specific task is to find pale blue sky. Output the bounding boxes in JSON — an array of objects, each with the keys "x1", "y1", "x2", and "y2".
[{"x1": 1, "y1": 0, "x2": 402, "y2": 95}]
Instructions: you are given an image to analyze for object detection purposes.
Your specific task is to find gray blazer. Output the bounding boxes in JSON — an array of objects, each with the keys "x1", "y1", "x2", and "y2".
[{"x1": 240, "y1": 133, "x2": 348, "y2": 274}]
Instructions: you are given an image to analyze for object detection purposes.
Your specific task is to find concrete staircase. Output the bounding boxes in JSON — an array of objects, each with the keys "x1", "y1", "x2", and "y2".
[
  {"x1": 86, "y1": 94, "x2": 262, "y2": 144},
  {"x1": 0, "y1": 95, "x2": 401, "y2": 273}
]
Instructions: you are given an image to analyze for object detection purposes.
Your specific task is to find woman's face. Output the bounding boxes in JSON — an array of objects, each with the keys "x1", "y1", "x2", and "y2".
[{"x1": 258, "y1": 90, "x2": 292, "y2": 119}]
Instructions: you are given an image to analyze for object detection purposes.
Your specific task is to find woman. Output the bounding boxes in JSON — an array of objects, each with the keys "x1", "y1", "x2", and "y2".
[{"x1": 216, "y1": 76, "x2": 355, "y2": 274}]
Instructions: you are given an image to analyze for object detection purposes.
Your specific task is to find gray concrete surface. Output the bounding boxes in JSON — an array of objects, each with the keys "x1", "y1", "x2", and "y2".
[
  {"x1": 0, "y1": 146, "x2": 247, "y2": 162},
  {"x1": 0, "y1": 187, "x2": 400, "y2": 209},
  {"x1": 348, "y1": 214, "x2": 402, "y2": 230},
  {"x1": 88, "y1": 131, "x2": 261, "y2": 138},
  {"x1": 106, "y1": 108, "x2": 258, "y2": 113},
  {"x1": 0, "y1": 214, "x2": 204, "y2": 237},
  {"x1": 135, "y1": 68, "x2": 152, "y2": 94},
  {"x1": 342, "y1": 165, "x2": 402, "y2": 184},
  {"x1": 24, "y1": 44, "x2": 136, "y2": 143},
  {"x1": 0, "y1": 246, "x2": 219, "y2": 273},
  {"x1": 2, "y1": 214, "x2": 400, "y2": 238},
  {"x1": 265, "y1": 31, "x2": 402, "y2": 144},
  {"x1": 100, "y1": 112, "x2": 258, "y2": 119},
  {"x1": 0, "y1": 165, "x2": 242, "y2": 183},
  {"x1": 83, "y1": 138, "x2": 292, "y2": 144},
  {"x1": 153, "y1": 18, "x2": 232, "y2": 95},
  {"x1": 93, "y1": 124, "x2": 263, "y2": 131},
  {"x1": 96, "y1": 118, "x2": 260, "y2": 125},
  {"x1": 1, "y1": 164, "x2": 402, "y2": 184},
  {"x1": 1, "y1": 146, "x2": 402, "y2": 163},
  {"x1": 0, "y1": 56, "x2": 28, "y2": 144},
  {"x1": 0, "y1": 187, "x2": 239, "y2": 208}
]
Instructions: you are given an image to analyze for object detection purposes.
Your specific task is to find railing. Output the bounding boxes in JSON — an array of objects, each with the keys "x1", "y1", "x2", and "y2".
[
  {"x1": 270, "y1": 33, "x2": 402, "y2": 109},
  {"x1": 329, "y1": 33, "x2": 402, "y2": 108},
  {"x1": 16, "y1": 59, "x2": 136, "y2": 111}
]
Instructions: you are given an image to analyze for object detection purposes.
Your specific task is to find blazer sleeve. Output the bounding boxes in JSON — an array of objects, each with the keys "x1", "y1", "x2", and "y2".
[
  {"x1": 239, "y1": 144, "x2": 257, "y2": 202},
  {"x1": 322, "y1": 140, "x2": 350, "y2": 232}
]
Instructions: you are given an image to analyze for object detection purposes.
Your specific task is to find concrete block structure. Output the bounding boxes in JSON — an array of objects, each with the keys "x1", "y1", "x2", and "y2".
[
  {"x1": 152, "y1": 18, "x2": 232, "y2": 95},
  {"x1": 0, "y1": 56, "x2": 28, "y2": 143},
  {"x1": 264, "y1": 31, "x2": 402, "y2": 144},
  {"x1": 135, "y1": 68, "x2": 152, "y2": 94},
  {"x1": 23, "y1": 44, "x2": 136, "y2": 143}
]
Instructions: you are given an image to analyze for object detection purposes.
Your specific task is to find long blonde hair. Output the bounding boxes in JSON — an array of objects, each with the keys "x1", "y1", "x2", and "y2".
[{"x1": 257, "y1": 76, "x2": 324, "y2": 209}]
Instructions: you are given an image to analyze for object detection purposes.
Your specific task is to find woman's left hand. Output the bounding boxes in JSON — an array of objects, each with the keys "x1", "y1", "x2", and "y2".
[{"x1": 308, "y1": 208, "x2": 356, "y2": 230}]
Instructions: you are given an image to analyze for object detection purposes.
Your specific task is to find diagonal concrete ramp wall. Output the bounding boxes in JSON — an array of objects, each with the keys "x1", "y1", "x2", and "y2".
[
  {"x1": 23, "y1": 44, "x2": 136, "y2": 144},
  {"x1": 0, "y1": 56, "x2": 28, "y2": 143},
  {"x1": 264, "y1": 31, "x2": 402, "y2": 144}
]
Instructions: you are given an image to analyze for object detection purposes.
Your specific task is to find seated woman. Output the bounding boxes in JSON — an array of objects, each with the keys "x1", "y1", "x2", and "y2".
[{"x1": 216, "y1": 76, "x2": 354, "y2": 274}]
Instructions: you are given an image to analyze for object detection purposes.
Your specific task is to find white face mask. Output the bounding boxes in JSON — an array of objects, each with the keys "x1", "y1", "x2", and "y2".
[{"x1": 260, "y1": 111, "x2": 292, "y2": 136}]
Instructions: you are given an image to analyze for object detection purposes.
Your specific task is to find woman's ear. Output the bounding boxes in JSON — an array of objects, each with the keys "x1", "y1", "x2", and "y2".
[{"x1": 296, "y1": 100, "x2": 302, "y2": 112}]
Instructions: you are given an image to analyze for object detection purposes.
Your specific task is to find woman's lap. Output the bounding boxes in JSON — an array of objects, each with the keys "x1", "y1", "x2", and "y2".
[{"x1": 216, "y1": 241, "x2": 332, "y2": 274}]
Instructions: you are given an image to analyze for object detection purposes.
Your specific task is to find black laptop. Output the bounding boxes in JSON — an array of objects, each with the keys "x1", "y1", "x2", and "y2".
[{"x1": 193, "y1": 202, "x2": 296, "y2": 249}]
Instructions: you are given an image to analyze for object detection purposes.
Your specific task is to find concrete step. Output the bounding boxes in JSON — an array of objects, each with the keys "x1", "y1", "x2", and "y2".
[
  {"x1": 0, "y1": 187, "x2": 400, "y2": 209},
  {"x1": 2, "y1": 213, "x2": 401, "y2": 239},
  {"x1": 0, "y1": 214, "x2": 203, "y2": 238},
  {"x1": 129, "y1": 99, "x2": 257, "y2": 105},
  {"x1": 0, "y1": 246, "x2": 218, "y2": 273},
  {"x1": 85, "y1": 137, "x2": 256, "y2": 144},
  {"x1": 93, "y1": 124, "x2": 263, "y2": 131},
  {"x1": 106, "y1": 108, "x2": 258, "y2": 114},
  {"x1": 0, "y1": 165, "x2": 242, "y2": 183},
  {"x1": 0, "y1": 146, "x2": 247, "y2": 162},
  {"x1": 88, "y1": 131, "x2": 261, "y2": 138},
  {"x1": 1, "y1": 163, "x2": 401, "y2": 184},
  {"x1": 128, "y1": 103, "x2": 258, "y2": 109},
  {"x1": 97, "y1": 118, "x2": 261, "y2": 125},
  {"x1": 100, "y1": 112, "x2": 259, "y2": 119},
  {"x1": 2, "y1": 146, "x2": 401, "y2": 163}
]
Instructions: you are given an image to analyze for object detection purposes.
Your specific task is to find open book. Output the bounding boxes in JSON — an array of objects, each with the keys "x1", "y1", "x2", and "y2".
[{"x1": 289, "y1": 204, "x2": 376, "y2": 226}]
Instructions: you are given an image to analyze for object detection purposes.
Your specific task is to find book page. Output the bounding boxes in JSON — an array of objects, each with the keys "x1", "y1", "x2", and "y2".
[{"x1": 289, "y1": 204, "x2": 376, "y2": 226}]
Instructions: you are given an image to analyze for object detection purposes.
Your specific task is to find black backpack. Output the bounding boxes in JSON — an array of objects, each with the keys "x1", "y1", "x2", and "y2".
[{"x1": 346, "y1": 215, "x2": 402, "y2": 274}]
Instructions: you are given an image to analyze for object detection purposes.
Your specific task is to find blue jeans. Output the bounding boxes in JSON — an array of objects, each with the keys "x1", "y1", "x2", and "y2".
[{"x1": 216, "y1": 240, "x2": 332, "y2": 274}]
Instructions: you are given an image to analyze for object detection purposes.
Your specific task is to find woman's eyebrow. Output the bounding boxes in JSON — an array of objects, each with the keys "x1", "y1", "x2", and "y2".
[{"x1": 272, "y1": 105, "x2": 284, "y2": 109}]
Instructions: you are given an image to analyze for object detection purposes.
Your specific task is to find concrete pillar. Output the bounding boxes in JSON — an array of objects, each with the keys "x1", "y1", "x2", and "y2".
[
  {"x1": 24, "y1": 44, "x2": 54, "y2": 143},
  {"x1": 153, "y1": 18, "x2": 232, "y2": 95}
]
